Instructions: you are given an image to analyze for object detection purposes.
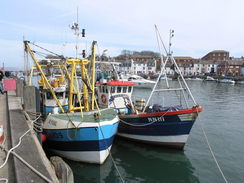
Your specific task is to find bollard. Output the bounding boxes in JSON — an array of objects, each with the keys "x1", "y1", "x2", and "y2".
[{"x1": 50, "y1": 156, "x2": 74, "y2": 183}]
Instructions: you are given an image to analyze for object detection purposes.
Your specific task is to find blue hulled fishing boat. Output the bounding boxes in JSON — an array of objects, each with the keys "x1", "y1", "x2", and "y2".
[{"x1": 24, "y1": 40, "x2": 119, "y2": 164}]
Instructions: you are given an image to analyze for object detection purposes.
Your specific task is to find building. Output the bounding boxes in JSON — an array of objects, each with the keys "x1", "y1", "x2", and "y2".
[
  {"x1": 202, "y1": 50, "x2": 229, "y2": 61},
  {"x1": 217, "y1": 60, "x2": 244, "y2": 76},
  {"x1": 116, "y1": 57, "x2": 157, "y2": 75}
]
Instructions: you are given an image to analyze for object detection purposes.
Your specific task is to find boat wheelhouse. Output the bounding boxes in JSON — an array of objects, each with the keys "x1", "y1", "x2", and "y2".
[
  {"x1": 97, "y1": 80, "x2": 135, "y2": 113},
  {"x1": 40, "y1": 81, "x2": 69, "y2": 115}
]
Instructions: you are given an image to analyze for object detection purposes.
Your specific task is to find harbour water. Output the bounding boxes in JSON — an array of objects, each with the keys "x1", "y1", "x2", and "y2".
[{"x1": 64, "y1": 81, "x2": 244, "y2": 182}]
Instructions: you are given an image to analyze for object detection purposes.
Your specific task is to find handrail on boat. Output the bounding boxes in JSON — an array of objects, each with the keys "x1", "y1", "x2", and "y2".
[{"x1": 154, "y1": 88, "x2": 186, "y2": 92}]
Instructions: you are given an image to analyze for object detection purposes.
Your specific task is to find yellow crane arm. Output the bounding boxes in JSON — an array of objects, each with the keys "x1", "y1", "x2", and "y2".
[{"x1": 24, "y1": 41, "x2": 65, "y2": 113}]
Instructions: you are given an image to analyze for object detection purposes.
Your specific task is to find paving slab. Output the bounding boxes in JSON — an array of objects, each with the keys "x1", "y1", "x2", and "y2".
[{"x1": 0, "y1": 91, "x2": 58, "y2": 183}]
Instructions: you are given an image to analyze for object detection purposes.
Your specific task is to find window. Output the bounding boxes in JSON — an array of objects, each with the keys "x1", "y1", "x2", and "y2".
[
  {"x1": 128, "y1": 86, "x2": 132, "y2": 93},
  {"x1": 56, "y1": 92, "x2": 64, "y2": 99},
  {"x1": 111, "y1": 87, "x2": 115, "y2": 93},
  {"x1": 123, "y1": 87, "x2": 127, "y2": 93},
  {"x1": 102, "y1": 86, "x2": 105, "y2": 93},
  {"x1": 46, "y1": 92, "x2": 54, "y2": 99},
  {"x1": 117, "y1": 86, "x2": 121, "y2": 93}
]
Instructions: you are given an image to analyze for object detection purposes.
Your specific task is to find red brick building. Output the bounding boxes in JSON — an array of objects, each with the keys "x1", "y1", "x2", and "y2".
[
  {"x1": 202, "y1": 50, "x2": 229, "y2": 61},
  {"x1": 217, "y1": 61, "x2": 244, "y2": 76}
]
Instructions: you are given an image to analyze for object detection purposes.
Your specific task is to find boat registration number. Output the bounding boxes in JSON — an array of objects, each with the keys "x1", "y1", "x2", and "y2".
[
  {"x1": 147, "y1": 116, "x2": 164, "y2": 123},
  {"x1": 48, "y1": 119, "x2": 57, "y2": 126}
]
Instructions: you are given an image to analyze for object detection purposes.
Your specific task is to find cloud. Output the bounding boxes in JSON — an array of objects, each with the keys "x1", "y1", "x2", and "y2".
[{"x1": 1, "y1": 0, "x2": 244, "y2": 69}]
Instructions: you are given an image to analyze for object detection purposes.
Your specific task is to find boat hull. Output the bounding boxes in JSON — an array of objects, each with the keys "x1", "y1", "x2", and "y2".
[
  {"x1": 43, "y1": 109, "x2": 119, "y2": 164},
  {"x1": 118, "y1": 108, "x2": 201, "y2": 149},
  {"x1": 133, "y1": 82, "x2": 155, "y2": 88}
]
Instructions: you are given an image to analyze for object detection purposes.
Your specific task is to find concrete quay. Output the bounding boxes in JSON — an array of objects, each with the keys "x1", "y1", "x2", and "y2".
[{"x1": 0, "y1": 91, "x2": 59, "y2": 183}]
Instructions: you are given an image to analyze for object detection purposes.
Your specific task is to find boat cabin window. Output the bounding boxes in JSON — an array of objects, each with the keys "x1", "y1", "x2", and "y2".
[
  {"x1": 128, "y1": 86, "x2": 132, "y2": 93},
  {"x1": 99, "y1": 86, "x2": 102, "y2": 93},
  {"x1": 46, "y1": 92, "x2": 54, "y2": 99},
  {"x1": 117, "y1": 86, "x2": 121, "y2": 93},
  {"x1": 111, "y1": 87, "x2": 115, "y2": 93},
  {"x1": 102, "y1": 86, "x2": 105, "y2": 93},
  {"x1": 123, "y1": 87, "x2": 127, "y2": 93},
  {"x1": 56, "y1": 92, "x2": 64, "y2": 99}
]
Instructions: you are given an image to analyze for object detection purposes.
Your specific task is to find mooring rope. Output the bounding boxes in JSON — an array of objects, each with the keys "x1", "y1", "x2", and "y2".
[
  {"x1": 0, "y1": 115, "x2": 54, "y2": 183},
  {"x1": 0, "y1": 129, "x2": 31, "y2": 169},
  {"x1": 0, "y1": 178, "x2": 8, "y2": 183},
  {"x1": 197, "y1": 112, "x2": 229, "y2": 183},
  {"x1": 97, "y1": 119, "x2": 125, "y2": 183}
]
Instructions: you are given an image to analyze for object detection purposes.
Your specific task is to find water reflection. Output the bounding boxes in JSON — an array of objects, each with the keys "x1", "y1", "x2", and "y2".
[
  {"x1": 112, "y1": 138, "x2": 199, "y2": 183},
  {"x1": 67, "y1": 137, "x2": 199, "y2": 183}
]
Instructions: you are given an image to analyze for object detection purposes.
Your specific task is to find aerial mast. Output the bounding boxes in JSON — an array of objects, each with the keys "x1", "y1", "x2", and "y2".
[{"x1": 69, "y1": 7, "x2": 85, "y2": 58}]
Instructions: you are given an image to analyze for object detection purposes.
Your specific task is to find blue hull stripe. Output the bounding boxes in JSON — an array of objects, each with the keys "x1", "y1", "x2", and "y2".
[
  {"x1": 119, "y1": 115, "x2": 195, "y2": 136},
  {"x1": 44, "y1": 123, "x2": 118, "y2": 141},
  {"x1": 45, "y1": 136, "x2": 115, "y2": 151}
]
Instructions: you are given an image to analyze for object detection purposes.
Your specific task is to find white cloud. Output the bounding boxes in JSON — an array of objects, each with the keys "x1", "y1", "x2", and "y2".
[{"x1": 1, "y1": 0, "x2": 244, "y2": 69}]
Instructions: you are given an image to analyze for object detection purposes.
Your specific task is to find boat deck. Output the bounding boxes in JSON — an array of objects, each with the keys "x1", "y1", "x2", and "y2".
[{"x1": 51, "y1": 108, "x2": 117, "y2": 122}]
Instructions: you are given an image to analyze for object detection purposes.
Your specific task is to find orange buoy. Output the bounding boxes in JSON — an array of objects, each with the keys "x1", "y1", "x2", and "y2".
[{"x1": 41, "y1": 134, "x2": 47, "y2": 143}]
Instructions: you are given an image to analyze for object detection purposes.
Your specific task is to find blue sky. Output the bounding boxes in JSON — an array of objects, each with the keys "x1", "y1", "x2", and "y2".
[{"x1": 1, "y1": 0, "x2": 244, "y2": 69}]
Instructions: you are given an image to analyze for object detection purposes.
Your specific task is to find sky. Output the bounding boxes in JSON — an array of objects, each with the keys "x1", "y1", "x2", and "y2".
[{"x1": 1, "y1": 0, "x2": 244, "y2": 69}]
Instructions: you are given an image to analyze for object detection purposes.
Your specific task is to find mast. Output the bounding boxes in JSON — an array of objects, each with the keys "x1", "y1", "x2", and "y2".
[
  {"x1": 143, "y1": 27, "x2": 198, "y2": 112},
  {"x1": 91, "y1": 41, "x2": 97, "y2": 110}
]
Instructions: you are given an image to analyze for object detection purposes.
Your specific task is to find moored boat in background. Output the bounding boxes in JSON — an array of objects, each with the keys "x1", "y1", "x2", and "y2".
[
  {"x1": 127, "y1": 74, "x2": 156, "y2": 88},
  {"x1": 217, "y1": 78, "x2": 235, "y2": 84}
]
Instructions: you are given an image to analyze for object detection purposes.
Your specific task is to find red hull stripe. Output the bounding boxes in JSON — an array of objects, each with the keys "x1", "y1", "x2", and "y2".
[
  {"x1": 137, "y1": 108, "x2": 203, "y2": 117},
  {"x1": 97, "y1": 80, "x2": 135, "y2": 86}
]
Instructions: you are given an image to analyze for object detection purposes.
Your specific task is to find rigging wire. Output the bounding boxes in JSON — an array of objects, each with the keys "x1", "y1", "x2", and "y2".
[
  {"x1": 30, "y1": 41, "x2": 64, "y2": 58},
  {"x1": 31, "y1": 50, "x2": 49, "y2": 58},
  {"x1": 154, "y1": 25, "x2": 168, "y2": 55}
]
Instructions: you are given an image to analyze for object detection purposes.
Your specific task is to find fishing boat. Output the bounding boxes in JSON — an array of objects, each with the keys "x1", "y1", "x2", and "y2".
[
  {"x1": 97, "y1": 28, "x2": 202, "y2": 149},
  {"x1": 29, "y1": 59, "x2": 69, "y2": 115},
  {"x1": 24, "y1": 41, "x2": 119, "y2": 164}
]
